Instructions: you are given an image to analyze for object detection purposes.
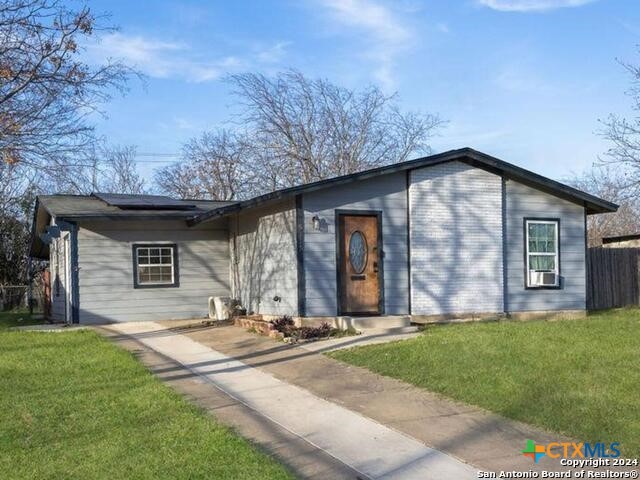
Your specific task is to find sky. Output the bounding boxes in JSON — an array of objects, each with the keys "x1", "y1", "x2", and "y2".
[{"x1": 84, "y1": 0, "x2": 640, "y2": 184}]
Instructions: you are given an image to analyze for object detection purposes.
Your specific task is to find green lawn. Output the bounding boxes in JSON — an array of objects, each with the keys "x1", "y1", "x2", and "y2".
[
  {"x1": 329, "y1": 309, "x2": 640, "y2": 457},
  {"x1": 0, "y1": 315, "x2": 292, "y2": 479},
  {"x1": 0, "y1": 309, "x2": 45, "y2": 328}
]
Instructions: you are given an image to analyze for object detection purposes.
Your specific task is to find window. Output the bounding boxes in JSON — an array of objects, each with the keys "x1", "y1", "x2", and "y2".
[
  {"x1": 348, "y1": 231, "x2": 368, "y2": 274},
  {"x1": 525, "y1": 219, "x2": 559, "y2": 288},
  {"x1": 133, "y1": 244, "x2": 179, "y2": 288}
]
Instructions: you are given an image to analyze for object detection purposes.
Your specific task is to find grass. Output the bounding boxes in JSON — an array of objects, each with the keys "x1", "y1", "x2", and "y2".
[
  {"x1": 329, "y1": 309, "x2": 640, "y2": 457},
  {"x1": 0, "y1": 309, "x2": 45, "y2": 328},
  {"x1": 0, "y1": 313, "x2": 292, "y2": 479}
]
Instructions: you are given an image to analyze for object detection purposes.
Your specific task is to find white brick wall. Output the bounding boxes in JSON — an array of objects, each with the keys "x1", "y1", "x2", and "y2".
[
  {"x1": 409, "y1": 161, "x2": 504, "y2": 315},
  {"x1": 234, "y1": 199, "x2": 298, "y2": 317}
]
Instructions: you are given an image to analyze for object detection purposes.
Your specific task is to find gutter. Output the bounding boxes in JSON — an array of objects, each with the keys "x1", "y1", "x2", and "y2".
[{"x1": 187, "y1": 148, "x2": 619, "y2": 226}]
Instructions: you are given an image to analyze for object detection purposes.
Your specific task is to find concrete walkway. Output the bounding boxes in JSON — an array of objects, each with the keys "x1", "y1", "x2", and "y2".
[
  {"x1": 108, "y1": 321, "x2": 476, "y2": 480},
  {"x1": 179, "y1": 323, "x2": 577, "y2": 475},
  {"x1": 100, "y1": 326, "x2": 361, "y2": 479}
]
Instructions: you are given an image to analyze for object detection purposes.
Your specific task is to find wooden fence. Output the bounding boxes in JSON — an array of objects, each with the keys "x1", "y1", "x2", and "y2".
[{"x1": 587, "y1": 247, "x2": 640, "y2": 310}]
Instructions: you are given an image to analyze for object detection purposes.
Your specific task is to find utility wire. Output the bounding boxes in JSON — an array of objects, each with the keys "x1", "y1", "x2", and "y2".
[{"x1": 136, "y1": 152, "x2": 181, "y2": 157}]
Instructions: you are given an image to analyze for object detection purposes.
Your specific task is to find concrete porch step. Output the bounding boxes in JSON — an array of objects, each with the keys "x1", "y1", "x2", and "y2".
[
  {"x1": 337, "y1": 315, "x2": 411, "y2": 331},
  {"x1": 299, "y1": 325, "x2": 421, "y2": 353},
  {"x1": 363, "y1": 325, "x2": 420, "y2": 335}
]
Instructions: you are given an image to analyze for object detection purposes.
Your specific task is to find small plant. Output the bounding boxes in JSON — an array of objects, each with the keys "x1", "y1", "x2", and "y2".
[
  {"x1": 297, "y1": 322, "x2": 331, "y2": 339},
  {"x1": 263, "y1": 316, "x2": 356, "y2": 343},
  {"x1": 270, "y1": 315, "x2": 295, "y2": 336}
]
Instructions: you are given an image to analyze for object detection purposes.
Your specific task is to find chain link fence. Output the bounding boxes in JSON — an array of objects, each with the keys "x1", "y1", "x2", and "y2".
[{"x1": 0, "y1": 285, "x2": 45, "y2": 312}]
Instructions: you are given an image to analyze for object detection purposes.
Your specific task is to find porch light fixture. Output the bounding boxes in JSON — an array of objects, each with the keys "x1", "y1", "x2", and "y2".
[
  {"x1": 46, "y1": 225, "x2": 61, "y2": 238},
  {"x1": 312, "y1": 215, "x2": 322, "y2": 231}
]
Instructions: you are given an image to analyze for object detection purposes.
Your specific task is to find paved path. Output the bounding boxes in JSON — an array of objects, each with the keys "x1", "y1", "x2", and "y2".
[
  {"x1": 179, "y1": 323, "x2": 576, "y2": 474},
  {"x1": 109, "y1": 321, "x2": 476, "y2": 480},
  {"x1": 100, "y1": 326, "x2": 360, "y2": 479}
]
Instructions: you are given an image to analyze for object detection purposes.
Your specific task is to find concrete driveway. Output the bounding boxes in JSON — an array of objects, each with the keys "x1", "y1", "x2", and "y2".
[
  {"x1": 106, "y1": 321, "x2": 476, "y2": 479},
  {"x1": 104, "y1": 321, "x2": 577, "y2": 479}
]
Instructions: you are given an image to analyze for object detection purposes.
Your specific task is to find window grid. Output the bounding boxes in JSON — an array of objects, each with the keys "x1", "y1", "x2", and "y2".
[
  {"x1": 136, "y1": 246, "x2": 175, "y2": 285},
  {"x1": 525, "y1": 220, "x2": 559, "y2": 287}
]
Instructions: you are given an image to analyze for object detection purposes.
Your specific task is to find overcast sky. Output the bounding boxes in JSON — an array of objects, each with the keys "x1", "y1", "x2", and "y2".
[{"x1": 85, "y1": 0, "x2": 639, "y2": 183}]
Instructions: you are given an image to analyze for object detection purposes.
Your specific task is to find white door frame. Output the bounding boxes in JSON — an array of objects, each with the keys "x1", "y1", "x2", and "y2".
[{"x1": 62, "y1": 232, "x2": 72, "y2": 324}]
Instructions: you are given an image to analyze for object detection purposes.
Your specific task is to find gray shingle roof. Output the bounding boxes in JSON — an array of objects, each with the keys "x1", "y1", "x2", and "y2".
[
  {"x1": 31, "y1": 147, "x2": 620, "y2": 258},
  {"x1": 30, "y1": 194, "x2": 235, "y2": 258},
  {"x1": 38, "y1": 194, "x2": 233, "y2": 219}
]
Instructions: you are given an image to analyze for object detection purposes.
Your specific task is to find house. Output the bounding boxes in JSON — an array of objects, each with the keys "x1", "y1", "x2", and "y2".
[
  {"x1": 30, "y1": 148, "x2": 618, "y2": 325},
  {"x1": 602, "y1": 233, "x2": 640, "y2": 248}
]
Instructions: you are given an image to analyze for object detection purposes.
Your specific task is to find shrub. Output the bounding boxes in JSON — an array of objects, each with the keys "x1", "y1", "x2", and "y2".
[
  {"x1": 266, "y1": 317, "x2": 352, "y2": 342},
  {"x1": 297, "y1": 322, "x2": 331, "y2": 339},
  {"x1": 270, "y1": 316, "x2": 295, "y2": 335},
  {"x1": 269, "y1": 317, "x2": 333, "y2": 340}
]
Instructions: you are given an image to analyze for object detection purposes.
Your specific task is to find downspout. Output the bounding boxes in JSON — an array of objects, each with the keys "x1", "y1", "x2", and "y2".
[
  {"x1": 295, "y1": 195, "x2": 306, "y2": 317},
  {"x1": 584, "y1": 204, "x2": 589, "y2": 310},
  {"x1": 232, "y1": 213, "x2": 240, "y2": 301},
  {"x1": 27, "y1": 257, "x2": 33, "y2": 314},
  {"x1": 70, "y1": 222, "x2": 80, "y2": 324},
  {"x1": 57, "y1": 219, "x2": 80, "y2": 324},
  {"x1": 502, "y1": 177, "x2": 509, "y2": 315}
]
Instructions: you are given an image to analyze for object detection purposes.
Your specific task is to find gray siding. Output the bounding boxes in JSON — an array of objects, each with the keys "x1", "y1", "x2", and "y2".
[
  {"x1": 505, "y1": 180, "x2": 586, "y2": 312},
  {"x1": 302, "y1": 171, "x2": 409, "y2": 316},
  {"x1": 77, "y1": 220, "x2": 230, "y2": 323},
  {"x1": 409, "y1": 161, "x2": 504, "y2": 315},
  {"x1": 232, "y1": 199, "x2": 298, "y2": 316}
]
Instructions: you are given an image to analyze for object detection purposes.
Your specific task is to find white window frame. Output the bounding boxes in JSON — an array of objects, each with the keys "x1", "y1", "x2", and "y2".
[
  {"x1": 133, "y1": 244, "x2": 178, "y2": 288},
  {"x1": 525, "y1": 219, "x2": 559, "y2": 288}
]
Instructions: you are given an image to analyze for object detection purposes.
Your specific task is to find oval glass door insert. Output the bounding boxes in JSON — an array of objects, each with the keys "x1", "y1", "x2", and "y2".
[{"x1": 349, "y1": 230, "x2": 368, "y2": 274}]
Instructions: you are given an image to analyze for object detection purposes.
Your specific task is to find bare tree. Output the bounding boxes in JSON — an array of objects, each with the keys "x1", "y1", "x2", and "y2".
[
  {"x1": 229, "y1": 70, "x2": 443, "y2": 189},
  {"x1": 0, "y1": 163, "x2": 39, "y2": 287},
  {"x1": 0, "y1": 1, "x2": 141, "y2": 302},
  {"x1": 567, "y1": 167, "x2": 640, "y2": 246},
  {"x1": 153, "y1": 162, "x2": 199, "y2": 200},
  {"x1": 100, "y1": 145, "x2": 145, "y2": 194},
  {"x1": 40, "y1": 143, "x2": 145, "y2": 194},
  {"x1": 155, "y1": 131, "x2": 251, "y2": 200},
  {"x1": 582, "y1": 52, "x2": 640, "y2": 244},
  {"x1": 599, "y1": 56, "x2": 640, "y2": 190},
  {"x1": 0, "y1": 0, "x2": 135, "y2": 169},
  {"x1": 157, "y1": 70, "x2": 444, "y2": 199}
]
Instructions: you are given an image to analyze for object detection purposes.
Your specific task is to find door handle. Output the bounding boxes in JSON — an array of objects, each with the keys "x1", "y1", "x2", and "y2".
[{"x1": 373, "y1": 261, "x2": 378, "y2": 272}]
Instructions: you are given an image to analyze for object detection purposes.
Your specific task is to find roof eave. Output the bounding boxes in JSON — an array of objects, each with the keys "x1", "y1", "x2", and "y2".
[
  {"x1": 463, "y1": 150, "x2": 618, "y2": 214},
  {"x1": 188, "y1": 149, "x2": 471, "y2": 226},
  {"x1": 602, "y1": 233, "x2": 640, "y2": 244},
  {"x1": 188, "y1": 148, "x2": 618, "y2": 225},
  {"x1": 56, "y1": 213, "x2": 199, "y2": 222}
]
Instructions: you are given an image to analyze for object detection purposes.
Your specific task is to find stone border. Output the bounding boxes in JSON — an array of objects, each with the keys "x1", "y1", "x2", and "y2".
[{"x1": 233, "y1": 317, "x2": 285, "y2": 340}]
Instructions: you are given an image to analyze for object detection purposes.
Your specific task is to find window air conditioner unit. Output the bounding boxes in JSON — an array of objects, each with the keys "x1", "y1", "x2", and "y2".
[
  {"x1": 529, "y1": 271, "x2": 558, "y2": 287},
  {"x1": 208, "y1": 296, "x2": 232, "y2": 321}
]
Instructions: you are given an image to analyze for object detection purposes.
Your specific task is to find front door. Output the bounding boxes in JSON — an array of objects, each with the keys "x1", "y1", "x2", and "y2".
[{"x1": 337, "y1": 213, "x2": 382, "y2": 315}]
